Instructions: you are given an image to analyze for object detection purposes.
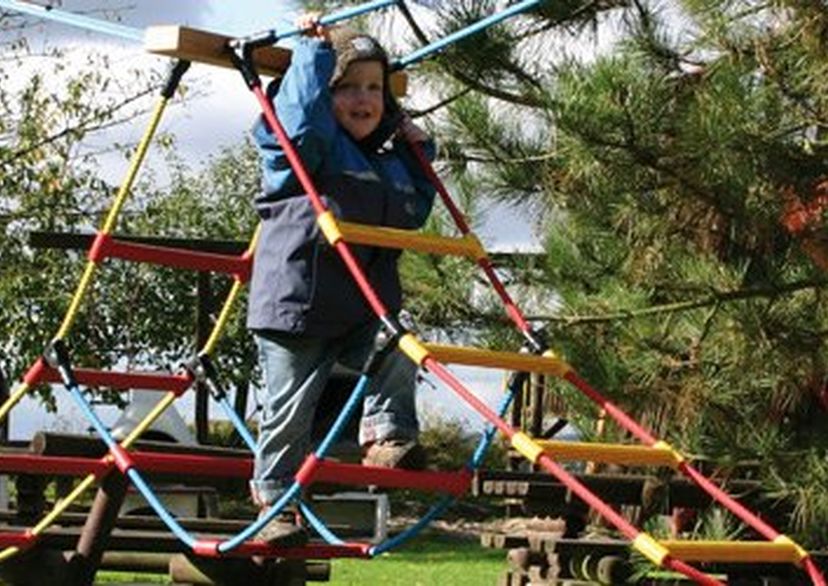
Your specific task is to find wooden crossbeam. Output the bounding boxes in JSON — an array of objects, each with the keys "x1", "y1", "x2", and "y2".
[
  {"x1": 144, "y1": 25, "x2": 408, "y2": 96},
  {"x1": 144, "y1": 25, "x2": 289, "y2": 77}
]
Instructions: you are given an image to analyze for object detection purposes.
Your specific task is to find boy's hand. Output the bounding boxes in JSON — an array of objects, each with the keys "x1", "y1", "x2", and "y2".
[
  {"x1": 397, "y1": 114, "x2": 429, "y2": 143},
  {"x1": 296, "y1": 12, "x2": 329, "y2": 41}
]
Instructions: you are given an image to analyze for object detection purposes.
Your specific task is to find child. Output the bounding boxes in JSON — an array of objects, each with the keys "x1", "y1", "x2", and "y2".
[{"x1": 246, "y1": 15, "x2": 436, "y2": 545}]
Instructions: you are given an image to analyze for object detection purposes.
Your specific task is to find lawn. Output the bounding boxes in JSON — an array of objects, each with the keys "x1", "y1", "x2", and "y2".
[
  {"x1": 95, "y1": 532, "x2": 506, "y2": 585},
  {"x1": 329, "y1": 532, "x2": 504, "y2": 585}
]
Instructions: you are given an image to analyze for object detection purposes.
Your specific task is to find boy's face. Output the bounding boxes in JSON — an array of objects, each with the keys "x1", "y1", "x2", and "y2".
[{"x1": 332, "y1": 60, "x2": 384, "y2": 141}]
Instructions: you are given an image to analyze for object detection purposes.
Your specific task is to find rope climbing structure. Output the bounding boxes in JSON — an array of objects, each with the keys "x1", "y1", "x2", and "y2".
[{"x1": 0, "y1": 1, "x2": 825, "y2": 584}]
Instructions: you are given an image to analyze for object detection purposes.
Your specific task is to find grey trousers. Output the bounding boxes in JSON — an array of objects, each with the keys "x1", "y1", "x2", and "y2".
[{"x1": 250, "y1": 321, "x2": 419, "y2": 506}]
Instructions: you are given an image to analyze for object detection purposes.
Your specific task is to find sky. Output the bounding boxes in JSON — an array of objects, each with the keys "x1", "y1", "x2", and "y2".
[{"x1": 3, "y1": 1, "x2": 544, "y2": 440}]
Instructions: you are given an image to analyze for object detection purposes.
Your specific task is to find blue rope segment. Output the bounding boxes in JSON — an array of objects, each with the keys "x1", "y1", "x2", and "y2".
[
  {"x1": 394, "y1": 0, "x2": 544, "y2": 69},
  {"x1": 66, "y1": 384, "x2": 197, "y2": 548},
  {"x1": 238, "y1": 0, "x2": 399, "y2": 47},
  {"x1": 216, "y1": 396, "x2": 257, "y2": 452},
  {"x1": 299, "y1": 498, "x2": 346, "y2": 546},
  {"x1": 279, "y1": 0, "x2": 398, "y2": 41},
  {"x1": 369, "y1": 373, "x2": 521, "y2": 556},
  {"x1": 218, "y1": 482, "x2": 302, "y2": 553},
  {"x1": 59, "y1": 357, "x2": 300, "y2": 554},
  {"x1": 0, "y1": 0, "x2": 144, "y2": 42}
]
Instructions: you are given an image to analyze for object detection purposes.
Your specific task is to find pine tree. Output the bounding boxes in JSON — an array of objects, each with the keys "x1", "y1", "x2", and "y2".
[{"x1": 382, "y1": 0, "x2": 828, "y2": 544}]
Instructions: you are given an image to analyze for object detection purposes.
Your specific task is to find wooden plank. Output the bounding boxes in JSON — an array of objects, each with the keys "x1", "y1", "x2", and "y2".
[
  {"x1": 144, "y1": 24, "x2": 408, "y2": 96},
  {"x1": 144, "y1": 25, "x2": 291, "y2": 78}
]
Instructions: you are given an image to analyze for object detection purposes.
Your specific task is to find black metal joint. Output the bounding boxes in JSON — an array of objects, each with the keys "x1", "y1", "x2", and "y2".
[
  {"x1": 229, "y1": 29, "x2": 279, "y2": 52},
  {"x1": 523, "y1": 329, "x2": 547, "y2": 354},
  {"x1": 187, "y1": 354, "x2": 227, "y2": 401},
  {"x1": 44, "y1": 339, "x2": 77, "y2": 388},
  {"x1": 161, "y1": 59, "x2": 192, "y2": 99},
  {"x1": 228, "y1": 39, "x2": 263, "y2": 90},
  {"x1": 363, "y1": 329, "x2": 404, "y2": 377},
  {"x1": 379, "y1": 315, "x2": 403, "y2": 340}
]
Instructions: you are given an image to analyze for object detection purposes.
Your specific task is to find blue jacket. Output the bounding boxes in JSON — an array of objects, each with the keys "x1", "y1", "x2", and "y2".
[{"x1": 247, "y1": 37, "x2": 436, "y2": 337}]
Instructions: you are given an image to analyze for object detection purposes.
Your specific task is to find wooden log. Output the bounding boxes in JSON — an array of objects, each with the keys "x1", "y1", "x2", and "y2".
[
  {"x1": 506, "y1": 547, "x2": 553, "y2": 571},
  {"x1": 68, "y1": 468, "x2": 130, "y2": 584},
  {"x1": 31, "y1": 432, "x2": 249, "y2": 459},
  {"x1": 0, "y1": 547, "x2": 73, "y2": 586},
  {"x1": 168, "y1": 553, "x2": 270, "y2": 585},
  {"x1": 476, "y1": 469, "x2": 764, "y2": 510},
  {"x1": 144, "y1": 24, "x2": 408, "y2": 97},
  {"x1": 99, "y1": 551, "x2": 171, "y2": 573},
  {"x1": 169, "y1": 554, "x2": 322, "y2": 585},
  {"x1": 595, "y1": 555, "x2": 630, "y2": 585}
]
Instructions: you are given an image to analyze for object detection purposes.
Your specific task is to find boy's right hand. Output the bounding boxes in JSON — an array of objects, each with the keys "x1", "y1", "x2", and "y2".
[{"x1": 296, "y1": 12, "x2": 329, "y2": 41}]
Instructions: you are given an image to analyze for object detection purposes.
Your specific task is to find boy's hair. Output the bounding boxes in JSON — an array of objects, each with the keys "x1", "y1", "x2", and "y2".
[{"x1": 329, "y1": 27, "x2": 402, "y2": 151}]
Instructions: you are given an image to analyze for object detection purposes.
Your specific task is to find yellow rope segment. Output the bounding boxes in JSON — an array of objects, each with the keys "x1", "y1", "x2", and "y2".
[
  {"x1": 633, "y1": 533, "x2": 669, "y2": 567},
  {"x1": 202, "y1": 225, "x2": 260, "y2": 355},
  {"x1": 0, "y1": 383, "x2": 31, "y2": 424},
  {"x1": 55, "y1": 97, "x2": 170, "y2": 341},
  {"x1": 465, "y1": 233, "x2": 487, "y2": 261}
]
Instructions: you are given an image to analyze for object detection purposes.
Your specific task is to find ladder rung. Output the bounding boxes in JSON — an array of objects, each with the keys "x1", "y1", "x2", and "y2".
[
  {"x1": 105, "y1": 238, "x2": 250, "y2": 277},
  {"x1": 338, "y1": 222, "x2": 483, "y2": 258},
  {"x1": 536, "y1": 440, "x2": 678, "y2": 467},
  {"x1": 661, "y1": 540, "x2": 801, "y2": 563},
  {"x1": 423, "y1": 344, "x2": 571, "y2": 376},
  {"x1": 40, "y1": 367, "x2": 192, "y2": 394}
]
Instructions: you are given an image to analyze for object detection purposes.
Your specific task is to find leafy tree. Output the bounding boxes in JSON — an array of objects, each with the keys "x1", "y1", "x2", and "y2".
[
  {"x1": 368, "y1": 0, "x2": 828, "y2": 545},
  {"x1": 0, "y1": 10, "x2": 258, "y2": 414}
]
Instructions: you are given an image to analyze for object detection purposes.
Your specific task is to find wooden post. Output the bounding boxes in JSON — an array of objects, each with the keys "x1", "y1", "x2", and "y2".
[
  {"x1": 196, "y1": 272, "x2": 212, "y2": 445},
  {"x1": 66, "y1": 470, "x2": 130, "y2": 586},
  {"x1": 0, "y1": 364, "x2": 7, "y2": 442}
]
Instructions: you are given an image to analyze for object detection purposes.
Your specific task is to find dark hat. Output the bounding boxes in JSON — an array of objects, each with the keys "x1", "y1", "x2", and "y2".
[{"x1": 329, "y1": 27, "x2": 389, "y2": 88}]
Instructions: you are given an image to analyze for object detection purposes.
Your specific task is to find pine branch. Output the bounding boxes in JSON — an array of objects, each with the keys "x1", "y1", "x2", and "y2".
[
  {"x1": 409, "y1": 87, "x2": 472, "y2": 118},
  {"x1": 528, "y1": 278, "x2": 827, "y2": 324},
  {"x1": 444, "y1": 65, "x2": 544, "y2": 107}
]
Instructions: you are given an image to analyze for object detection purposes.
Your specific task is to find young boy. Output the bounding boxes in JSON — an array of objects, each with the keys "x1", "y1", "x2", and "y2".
[{"x1": 246, "y1": 16, "x2": 436, "y2": 545}]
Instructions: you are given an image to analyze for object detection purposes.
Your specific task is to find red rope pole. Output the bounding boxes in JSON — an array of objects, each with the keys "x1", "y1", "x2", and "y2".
[
  {"x1": 408, "y1": 143, "x2": 532, "y2": 333},
  {"x1": 424, "y1": 359, "x2": 723, "y2": 584},
  {"x1": 565, "y1": 371, "x2": 659, "y2": 444}
]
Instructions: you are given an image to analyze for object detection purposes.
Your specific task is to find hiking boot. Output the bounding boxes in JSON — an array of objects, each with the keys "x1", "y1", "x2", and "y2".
[
  {"x1": 255, "y1": 513, "x2": 308, "y2": 548},
  {"x1": 362, "y1": 439, "x2": 427, "y2": 470}
]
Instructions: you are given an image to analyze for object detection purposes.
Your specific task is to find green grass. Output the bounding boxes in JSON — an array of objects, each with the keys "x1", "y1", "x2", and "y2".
[{"x1": 329, "y1": 532, "x2": 504, "y2": 585}]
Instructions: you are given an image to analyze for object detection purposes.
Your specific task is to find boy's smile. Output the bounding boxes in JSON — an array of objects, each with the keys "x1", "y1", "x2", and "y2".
[{"x1": 333, "y1": 61, "x2": 385, "y2": 141}]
